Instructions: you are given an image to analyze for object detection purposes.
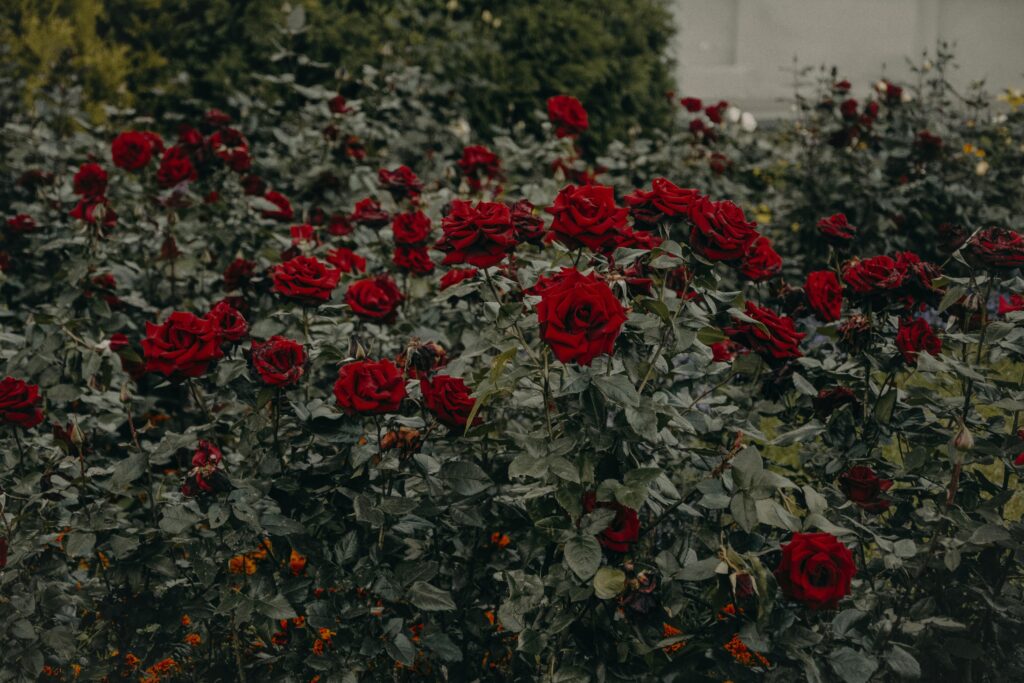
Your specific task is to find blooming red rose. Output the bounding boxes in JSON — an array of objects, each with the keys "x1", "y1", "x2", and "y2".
[
  {"x1": 142, "y1": 312, "x2": 224, "y2": 378},
  {"x1": 156, "y1": 146, "x2": 198, "y2": 188},
  {"x1": 711, "y1": 340, "x2": 742, "y2": 362},
  {"x1": 333, "y1": 359, "x2": 406, "y2": 415},
  {"x1": 725, "y1": 301, "x2": 805, "y2": 361},
  {"x1": 999, "y1": 294, "x2": 1024, "y2": 316},
  {"x1": 967, "y1": 227, "x2": 1024, "y2": 270},
  {"x1": 205, "y1": 300, "x2": 248, "y2": 344},
  {"x1": 326, "y1": 248, "x2": 366, "y2": 274},
  {"x1": 349, "y1": 198, "x2": 389, "y2": 230},
  {"x1": 839, "y1": 98, "x2": 859, "y2": 120},
  {"x1": 680, "y1": 96, "x2": 703, "y2": 112},
  {"x1": 896, "y1": 317, "x2": 941, "y2": 364},
  {"x1": 261, "y1": 191, "x2": 294, "y2": 221},
  {"x1": 421, "y1": 374, "x2": 478, "y2": 428},
  {"x1": 251, "y1": 336, "x2": 305, "y2": 387},
  {"x1": 533, "y1": 268, "x2": 628, "y2": 366},
  {"x1": 378, "y1": 166, "x2": 423, "y2": 202},
  {"x1": 393, "y1": 246, "x2": 435, "y2": 275},
  {"x1": 805, "y1": 271, "x2": 843, "y2": 322},
  {"x1": 328, "y1": 95, "x2": 349, "y2": 114},
  {"x1": 508, "y1": 199, "x2": 546, "y2": 243},
  {"x1": 839, "y1": 466, "x2": 893, "y2": 513},
  {"x1": 615, "y1": 227, "x2": 663, "y2": 251},
  {"x1": 581, "y1": 492, "x2": 641, "y2": 552},
  {"x1": 181, "y1": 440, "x2": 226, "y2": 497},
  {"x1": 270, "y1": 256, "x2": 340, "y2": 305},
  {"x1": 111, "y1": 131, "x2": 155, "y2": 170},
  {"x1": 546, "y1": 95, "x2": 589, "y2": 138},
  {"x1": 0, "y1": 377, "x2": 44, "y2": 429},
  {"x1": 5, "y1": 214, "x2": 36, "y2": 235},
  {"x1": 775, "y1": 532, "x2": 855, "y2": 610},
  {"x1": 817, "y1": 213, "x2": 856, "y2": 245},
  {"x1": 624, "y1": 178, "x2": 701, "y2": 228},
  {"x1": 73, "y1": 162, "x2": 108, "y2": 197},
  {"x1": 841, "y1": 255, "x2": 903, "y2": 296},
  {"x1": 208, "y1": 128, "x2": 251, "y2": 173},
  {"x1": 345, "y1": 275, "x2": 404, "y2": 322},
  {"x1": 546, "y1": 184, "x2": 629, "y2": 254},
  {"x1": 392, "y1": 211, "x2": 432, "y2": 246},
  {"x1": 69, "y1": 197, "x2": 117, "y2": 229},
  {"x1": 739, "y1": 236, "x2": 782, "y2": 281},
  {"x1": 688, "y1": 197, "x2": 759, "y2": 262},
  {"x1": 458, "y1": 145, "x2": 501, "y2": 190},
  {"x1": 204, "y1": 108, "x2": 232, "y2": 127},
  {"x1": 436, "y1": 199, "x2": 517, "y2": 268},
  {"x1": 223, "y1": 258, "x2": 257, "y2": 290},
  {"x1": 440, "y1": 268, "x2": 479, "y2": 291}
]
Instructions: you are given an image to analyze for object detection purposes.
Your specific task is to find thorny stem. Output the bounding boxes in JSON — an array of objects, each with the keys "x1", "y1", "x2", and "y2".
[{"x1": 187, "y1": 379, "x2": 212, "y2": 422}]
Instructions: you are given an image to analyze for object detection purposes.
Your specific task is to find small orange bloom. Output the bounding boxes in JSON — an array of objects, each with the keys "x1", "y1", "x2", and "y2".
[
  {"x1": 724, "y1": 633, "x2": 770, "y2": 668},
  {"x1": 228, "y1": 555, "x2": 257, "y2": 575},
  {"x1": 490, "y1": 532, "x2": 511, "y2": 548},
  {"x1": 312, "y1": 639, "x2": 325, "y2": 656},
  {"x1": 289, "y1": 549, "x2": 307, "y2": 576},
  {"x1": 318, "y1": 627, "x2": 336, "y2": 641},
  {"x1": 184, "y1": 633, "x2": 201, "y2": 647},
  {"x1": 661, "y1": 622, "x2": 686, "y2": 654},
  {"x1": 291, "y1": 616, "x2": 306, "y2": 628},
  {"x1": 180, "y1": 614, "x2": 191, "y2": 627},
  {"x1": 124, "y1": 653, "x2": 140, "y2": 668}
]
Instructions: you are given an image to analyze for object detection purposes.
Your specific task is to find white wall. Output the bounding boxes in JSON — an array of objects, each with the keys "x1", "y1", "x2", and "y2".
[{"x1": 671, "y1": 0, "x2": 1024, "y2": 117}]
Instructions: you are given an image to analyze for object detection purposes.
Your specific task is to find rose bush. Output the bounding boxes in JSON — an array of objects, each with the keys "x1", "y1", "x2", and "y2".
[{"x1": 1, "y1": 43, "x2": 1024, "y2": 683}]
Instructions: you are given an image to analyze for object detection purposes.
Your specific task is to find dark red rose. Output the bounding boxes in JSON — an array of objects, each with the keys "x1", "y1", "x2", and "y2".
[
  {"x1": 705, "y1": 102, "x2": 726, "y2": 123},
  {"x1": 624, "y1": 178, "x2": 701, "y2": 228},
  {"x1": 73, "y1": 162, "x2": 108, "y2": 197},
  {"x1": 289, "y1": 224, "x2": 319, "y2": 248},
  {"x1": 688, "y1": 197, "x2": 759, "y2": 262},
  {"x1": 181, "y1": 440, "x2": 226, "y2": 497},
  {"x1": 111, "y1": 131, "x2": 154, "y2": 170},
  {"x1": 350, "y1": 197, "x2": 391, "y2": 228},
  {"x1": 223, "y1": 258, "x2": 257, "y2": 291},
  {"x1": 326, "y1": 247, "x2": 366, "y2": 274},
  {"x1": 142, "y1": 311, "x2": 224, "y2": 378},
  {"x1": 251, "y1": 336, "x2": 305, "y2": 387},
  {"x1": 967, "y1": 227, "x2": 1024, "y2": 270},
  {"x1": 915, "y1": 130, "x2": 943, "y2": 159},
  {"x1": 533, "y1": 268, "x2": 628, "y2": 366},
  {"x1": 345, "y1": 275, "x2": 404, "y2": 322},
  {"x1": 813, "y1": 387, "x2": 859, "y2": 418},
  {"x1": 999, "y1": 294, "x2": 1024, "y2": 316},
  {"x1": 547, "y1": 95, "x2": 589, "y2": 138},
  {"x1": 5, "y1": 214, "x2": 36, "y2": 234},
  {"x1": 458, "y1": 145, "x2": 501, "y2": 190},
  {"x1": 896, "y1": 317, "x2": 941, "y2": 364},
  {"x1": 833, "y1": 79, "x2": 851, "y2": 93},
  {"x1": 817, "y1": 213, "x2": 856, "y2": 245},
  {"x1": 261, "y1": 191, "x2": 294, "y2": 221},
  {"x1": 205, "y1": 300, "x2": 248, "y2": 344},
  {"x1": 894, "y1": 251, "x2": 942, "y2": 303},
  {"x1": 204, "y1": 108, "x2": 233, "y2": 127},
  {"x1": 392, "y1": 211, "x2": 432, "y2": 246},
  {"x1": 421, "y1": 374, "x2": 478, "y2": 428},
  {"x1": 838, "y1": 315, "x2": 872, "y2": 353},
  {"x1": 378, "y1": 166, "x2": 423, "y2": 202},
  {"x1": 842, "y1": 255, "x2": 903, "y2": 295},
  {"x1": 708, "y1": 152, "x2": 730, "y2": 175},
  {"x1": 69, "y1": 197, "x2": 117, "y2": 229},
  {"x1": 270, "y1": 256, "x2": 340, "y2": 305},
  {"x1": 177, "y1": 125, "x2": 205, "y2": 153},
  {"x1": 328, "y1": 95, "x2": 349, "y2": 114},
  {"x1": 882, "y1": 80, "x2": 903, "y2": 102},
  {"x1": 391, "y1": 246, "x2": 433, "y2": 275},
  {"x1": 725, "y1": 301, "x2": 805, "y2": 361},
  {"x1": 328, "y1": 212, "x2": 353, "y2": 236},
  {"x1": 582, "y1": 491, "x2": 640, "y2": 553},
  {"x1": 838, "y1": 466, "x2": 893, "y2": 513},
  {"x1": 241, "y1": 174, "x2": 267, "y2": 197},
  {"x1": 334, "y1": 359, "x2": 406, "y2": 415},
  {"x1": 689, "y1": 118, "x2": 706, "y2": 137},
  {"x1": 615, "y1": 227, "x2": 663, "y2": 251},
  {"x1": 680, "y1": 97, "x2": 703, "y2": 112},
  {"x1": 546, "y1": 184, "x2": 629, "y2": 254},
  {"x1": 805, "y1": 271, "x2": 843, "y2": 322},
  {"x1": 739, "y1": 236, "x2": 782, "y2": 281},
  {"x1": 436, "y1": 199, "x2": 517, "y2": 268},
  {"x1": 508, "y1": 199, "x2": 546, "y2": 243},
  {"x1": 711, "y1": 340, "x2": 742, "y2": 362},
  {"x1": 775, "y1": 532, "x2": 855, "y2": 610},
  {"x1": 156, "y1": 146, "x2": 198, "y2": 188},
  {"x1": 839, "y1": 98, "x2": 859, "y2": 120},
  {"x1": 440, "y1": 268, "x2": 479, "y2": 291},
  {"x1": 0, "y1": 377, "x2": 44, "y2": 429},
  {"x1": 208, "y1": 128, "x2": 251, "y2": 172}
]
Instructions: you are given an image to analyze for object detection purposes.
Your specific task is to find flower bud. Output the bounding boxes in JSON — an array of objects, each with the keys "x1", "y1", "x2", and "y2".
[{"x1": 954, "y1": 424, "x2": 974, "y2": 451}]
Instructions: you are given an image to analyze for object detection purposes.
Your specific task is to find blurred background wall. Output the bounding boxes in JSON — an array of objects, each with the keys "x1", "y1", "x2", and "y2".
[{"x1": 671, "y1": 0, "x2": 1024, "y2": 117}]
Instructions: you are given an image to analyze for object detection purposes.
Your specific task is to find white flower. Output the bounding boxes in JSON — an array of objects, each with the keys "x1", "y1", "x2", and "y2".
[
  {"x1": 975, "y1": 160, "x2": 990, "y2": 176},
  {"x1": 726, "y1": 106, "x2": 741, "y2": 124},
  {"x1": 740, "y1": 112, "x2": 757, "y2": 132}
]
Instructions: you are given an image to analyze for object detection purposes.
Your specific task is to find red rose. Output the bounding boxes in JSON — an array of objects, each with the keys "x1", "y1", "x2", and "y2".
[
  {"x1": 421, "y1": 374, "x2": 478, "y2": 428},
  {"x1": 725, "y1": 302, "x2": 805, "y2": 361},
  {"x1": 546, "y1": 184, "x2": 629, "y2": 254},
  {"x1": 392, "y1": 211, "x2": 432, "y2": 246},
  {"x1": 251, "y1": 336, "x2": 305, "y2": 387},
  {"x1": 546, "y1": 95, "x2": 589, "y2": 138},
  {"x1": 839, "y1": 98, "x2": 859, "y2": 120},
  {"x1": 739, "y1": 236, "x2": 782, "y2": 281},
  {"x1": 534, "y1": 268, "x2": 628, "y2": 366},
  {"x1": 624, "y1": 178, "x2": 701, "y2": 228},
  {"x1": 289, "y1": 224, "x2": 319, "y2": 248},
  {"x1": 615, "y1": 227, "x2": 663, "y2": 250},
  {"x1": 817, "y1": 213, "x2": 856, "y2": 245},
  {"x1": 5, "y1": 214, "x2": 36, "y2": 234},
  {"x1": 393, "y1": 246, "x2": 435, "y2": 275},
  {"x1": 775, "y1": 532, "x2": 855, "y2": 610},
  {"x1": 270, "y1": 256, "x2": 340, "y2": 305},
  {"x1": 436, "y1": 199, "x2": 517, "y2": 268},
  {"x1": 111, "y1": 131, "x2": 154, "y2": 170},
  {"x1": 711, "y1": 340, "x2": 742, "y2": 362},
  {"x1": 328, "y1": 213, "x2": 353, "y2": 236},
  {"x1": 805, "y1": 271, "x2": 843, "y2": 322},
  {"x1": 345, "y1": 275, "x2": 404, "y2": 322},
  {"x1": 705, "y1": 102, "x2": 726, "y2": 123},
  {"x1": 333, "y1": 359, "x2": 406, "y2": 415},
  {"x1": 204, "y1": 108, "x2": 233, "y2": 127},
  {"x1": 378, "y1": 166, "x2": 423, "y2": 202},
  {"x1": 680, "y1": 97, "x2": 703, "y2": 112},
  {"x1": 223, "y1": 258, "x2": 257, "y2": 290},
  {"x1": 508, "y1": 199, "x2": 546, "y2": 243},
  {"x1": 458, "y1": 145, "x2": 501, "y2": 190},
  {"x1": 581, "y1": 492, "x2": 640, "y2": 552},
  {"x1": 841, "y1": 255, "x2": 903, "y2": 295},
  {"x1": 839, "y1": 466, "x2": 893, "y2": 513},
  {"x1": 69, "y1": 197, "x2": 117, "y2": 229},
  {"x1": 896, "y1": 317, "x2": 941, "y2": 364},
  {"x1": 440, "y1": 268, "x2": 479, "y2": 291},
  {"x1": 156, "y1": 146, "x2": 198, "y2": 188},
  {"x1": 0, "y1": 377, "x2": 44, "y2": 429},
  {"x1": 326, "y1": 248, "x2": 366, "y2": 274},
  {"x1": 142, "y1": 311, "x2": 224, "y2": 378},
  {"x1": 915, "y1": 130, "x2": 943, "y2": 159},
  {"x1": 205, "y1": 300, "x2": 248, "y2": 344},
  {"x1": 688, "y1": 197, "x2": 759, "y2": 262},
  {"x1": 73, "y1": 162, "x2": 108, "y2": 197},
  {"x1": 181, "y1": 440, "x2": 226, "y2": 497},
  {"x1": 967, "y1": 227, "x2": 1024, "y2": 270},
  {"x1": 350, "y1": 198, "x2": 390, "y2": 228},
  {"x1": 328, "y1": 95, "x2": 349, "y2": 114},
  {"x1": 241, "y1": 174, "x2": 266, "y2": 197},
  {"x1": 208, "y1": 128, "x2": 251, "y2": 172},
  {"x1": 262, "y1": 191, "x2": 294, "y2": 221},
  {"x1": 998, "y1": 294, "x2": 1024, "y2": 316}
]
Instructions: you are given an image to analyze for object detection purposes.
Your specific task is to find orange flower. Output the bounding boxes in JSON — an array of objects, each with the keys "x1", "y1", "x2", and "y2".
[
  {"x1": 184, "y1": 633, "x2": 201, "y2": 647},
  {"x1": 180, "y1": 614, "x2": 191, "y2": 627},
  {"x1": 97, "y1": 551, "x2": 110, "y2": 569},
  {"x1": 409, "y1": 622, "x2": 424, "y2": 643},
  {"x1": 228, "y1": 555, "x2": 256, "y2": 575},
  {"x1": 661, "y1": 622, "x2": 686, "y2": 654},
  {"x1": 151, "y1": 658, "x2": 177, "y2": 674},
  {"x1": 724, "y1": 633, "x2": 770, "y2": 668},
  {"x1": 289, "y1": 549, "x2": 307, "y2": 576},
  {"x1": 271, "y1": 631, "x2": 289, "y2": 647},
  {"x1": 291, "y1": 616, "x2": 306, "y2": 628},
  {"x1": 124, "y1": 653, "x2": 140, "y2": 668},
  {"x1": 490, "y1": 532, "x2": 511, "y2": 548},
  {"x1": 250, "y1": 538, "x2": 272, "y2": 560},
  {"x1": 312, "y1": 639, "x2": 325, "y2": 656},
  {"x1": 318, "y1": 627, "x2": 336, "y2": 641}
]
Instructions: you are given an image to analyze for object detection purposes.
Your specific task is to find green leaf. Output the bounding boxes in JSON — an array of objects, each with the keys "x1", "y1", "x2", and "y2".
[
  {"x1": 409, "y1": 581, "x2": 456, "y2": 611},
  {"x1": 254, "y1": 594, "x2": 297, "y2": 620},
  {"x1": 564, "y1": 535, "x2": 602, "y2": 580},
  {"x1": 422, "y1": 632, "x2": 462, "y2": 661},
  {"x1": 730, "y1": 493, "x2": 758, "y2": 532},
  {"x1": 594, "y1": 374, "x2": 641, "y2": 408},
  {"x1": 831, "y1": 647, "x2": 879, "y2": 683},
  {"x1": 592, "y1": 567, "x2": 625, "y2": 599},
  {"x1": 886, "y1": 645, "x2": 921, "y2": 679},
  {"x1": 441, "y1": 461, "x2": 492, "y2": 496},
  {"x1": 65, "y1": 532, "x2": 96, "y2": 558}
]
